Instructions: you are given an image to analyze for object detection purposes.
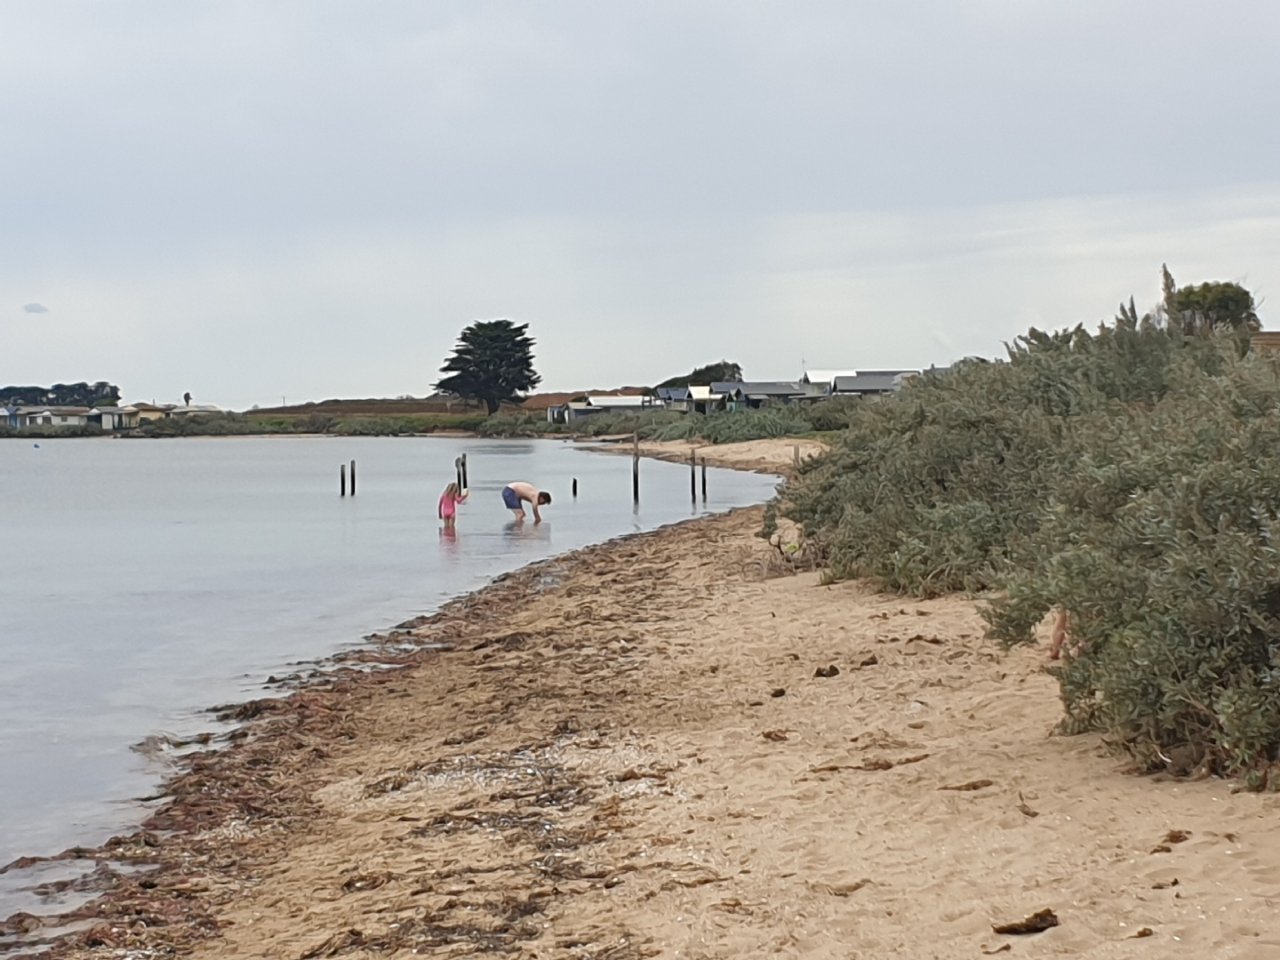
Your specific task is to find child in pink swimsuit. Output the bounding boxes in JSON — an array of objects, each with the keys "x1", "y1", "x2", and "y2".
[{"x1": 438, "y1": 482, "x2": 468, "y2": 530}]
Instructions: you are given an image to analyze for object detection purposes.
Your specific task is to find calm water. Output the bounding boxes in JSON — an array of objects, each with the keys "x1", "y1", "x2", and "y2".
[{"x1": 0, "y1": 436, "x2": 775, "y2": 911}]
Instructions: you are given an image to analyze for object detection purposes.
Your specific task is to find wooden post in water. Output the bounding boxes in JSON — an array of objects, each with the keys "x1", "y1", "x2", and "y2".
[
  {"x1": 350, "y1": 460, "x2": 356, "y2": 496},
  {"x1": 701, "y1": 457, "x2": 707, "y2": 502},
  {"x1": 460, "y1": 452, "x2": 468, "y2": 490},
  {"x1": 632, "y1": 433, "x2": 640, "y2": 504},
  {"x1": 340, "y1": 463, "x2": 347, "y2": 497},
  {"x1": 572, "y1": 477, "x2": 578, "y2": 499},
  {"x1": 454, "y1": 456, "x2": 463, "y2": 492},
  {"x1": 690, "y1": 450, "x2": 697, "y2": 504}
]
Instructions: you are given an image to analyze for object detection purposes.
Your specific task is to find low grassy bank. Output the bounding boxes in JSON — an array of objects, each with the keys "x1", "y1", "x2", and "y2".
[{"x1": 476, "y1": 398, "x2": 864, "y2": 444}]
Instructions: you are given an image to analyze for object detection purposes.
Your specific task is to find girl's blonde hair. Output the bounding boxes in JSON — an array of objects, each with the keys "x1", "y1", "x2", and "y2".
[{"x1": 444, "y1": 482, "x2": 460, "y2": 497}]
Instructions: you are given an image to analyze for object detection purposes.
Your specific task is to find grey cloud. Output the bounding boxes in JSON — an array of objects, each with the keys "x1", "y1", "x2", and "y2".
[{"x1": 22, "y1": 302, "x2": 48, "y2": 313}]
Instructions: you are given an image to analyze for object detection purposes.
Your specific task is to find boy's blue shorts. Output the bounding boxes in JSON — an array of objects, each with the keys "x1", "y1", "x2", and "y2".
[{"x1": 501, "y1": 486, "x2": 522, "y2": 509}]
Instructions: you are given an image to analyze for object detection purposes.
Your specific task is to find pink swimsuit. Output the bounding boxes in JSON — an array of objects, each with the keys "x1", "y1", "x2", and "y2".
[{"x1": 439, "y1": 492, "x2": 465, "y2": 518}]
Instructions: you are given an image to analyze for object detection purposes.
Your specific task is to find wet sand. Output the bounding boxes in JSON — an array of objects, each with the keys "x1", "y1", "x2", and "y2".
[{"x1": 9, "y1": 440, "x2": 1280, "y2": 959}]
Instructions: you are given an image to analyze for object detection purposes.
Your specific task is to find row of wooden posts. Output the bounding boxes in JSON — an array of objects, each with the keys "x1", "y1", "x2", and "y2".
[
  {"x1": 338, "y1": 434, "x2": 739, "y2": 503},
  {"x1": 632, "y1": 434, "x2": 708, "y2": 505}
]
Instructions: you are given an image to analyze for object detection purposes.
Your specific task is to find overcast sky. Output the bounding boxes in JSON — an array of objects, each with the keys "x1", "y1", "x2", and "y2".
[{"x1": 4, "y1": 1, "x2": 1279, "y2": 409}]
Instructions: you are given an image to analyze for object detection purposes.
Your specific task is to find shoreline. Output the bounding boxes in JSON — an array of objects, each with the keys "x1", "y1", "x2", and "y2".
[
  {"x1": 10, "y1": 439, "x2": 1280, "y2": 957},
  {"x1": 1, "y1": 440, "x2": 804, "y2": 955},
  {"x1": 1, "y1": 507, "x2": 773, "y2": 957},
  {"x1": 581, "y1": 436, "x2": 828, "y2": 477}
]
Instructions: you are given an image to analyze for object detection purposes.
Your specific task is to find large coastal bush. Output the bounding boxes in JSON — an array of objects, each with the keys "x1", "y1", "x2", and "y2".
[{"x1": 783, "y1": 314, "x2": 1280, "y2": 783}]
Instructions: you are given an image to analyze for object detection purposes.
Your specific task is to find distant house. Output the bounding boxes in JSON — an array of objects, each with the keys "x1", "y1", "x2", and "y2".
[
  {"x1": 121, "y1": 403, "x2": 173, "y2": 424},
  {"x1": 584, "y1": 395, "x2": 662, "y2": 414},
  {"x1": 86, "y1": 406, "x2": 130, "y2": 430},
  {"x1": 1251, "y1": 332, "x2": 1280, "y2": 354},
  {"x1": 799, "y1": 369, "x2": 859, "y2": 396},
  {"x1": 711, "y1": 381, "x2": 806, "y2": 410},
  {"x1": 546, "y1": 394, "x2": 661, "y2": 424},
  {"x1": 685, "y1": 385, "x2": 720, "y2": 415},
  {"x1": 14, "y1": 406, "x2": 92, "y2": 427},
  {"x1": 831, "y1": 370, "x2": 919, "y2": 397},
  {"x1": 655, "y1": 386, "x2": 691, "y2": 412},
  {"x1": 546, "y1": 401, "x2": 596, "y2": 424},
  {"x1": 1, "y1": 405, "x2": 19, "y2": 429}
]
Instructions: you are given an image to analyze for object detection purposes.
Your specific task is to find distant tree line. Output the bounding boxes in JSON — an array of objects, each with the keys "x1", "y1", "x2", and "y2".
[{"x1": 1, "y1": 381, "x2": 121, "y2": 406}]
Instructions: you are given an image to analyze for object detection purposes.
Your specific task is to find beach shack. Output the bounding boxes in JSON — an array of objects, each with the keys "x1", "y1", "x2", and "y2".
[
  {"x1": 686, "y1": 385, "x2": 721, "y2": 415},
  {"x1": 86, "y1": 406, "x2": 130, "y2": 430},
  {"x1": 123, "y1": 402, "x2": 174, "y2": 424},
  {"x1": 831, "y1": 370, "x2": 919, "y2": 398},
  {"x1": 655, "y1": 386, "x2": 691, "y2": 412},
  {"x1": 15, "y1": 406, "x2": 92, "y2": 427},
  {"x1": 799, "y1": 369, "x2": 859, "y2": 397},
  {"x1": 711, "y1": 381, "x2": 806, "y2": 410}
]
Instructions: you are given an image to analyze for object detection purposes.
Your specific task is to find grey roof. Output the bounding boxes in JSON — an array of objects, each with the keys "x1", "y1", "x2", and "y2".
[
  {"x1": 832, "y1": 373, "x2": 903, "y2": 394},
  {"x1": 711, "y1": 381, "x2": 804, "y2": 396}
]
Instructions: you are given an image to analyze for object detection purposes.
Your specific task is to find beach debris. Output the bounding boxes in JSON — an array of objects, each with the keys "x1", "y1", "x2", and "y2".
[
  {"x1": 341, "y1": 870, "x2": 395, "y2": 893},
  {"x1": 809, "y1": 878, "x2": 871, "y2": 897},
  {"x1": 442, "y1": 726, "x2": 488, "y2": 746},
  {"x1": 1149, "y1": 831, "x2": 1188, "y2": 853},
  {"x1": 1151, "y1": 878, "x2": 1179, "y2": 889},
  {"x1": 1128, "y1": 927, "x2": 1155, "y2": 939},
  {"x1": 611, "y1": 768, "x2": 667, "y2": 783},
  {"x1": 940, "y1": 779, "x2": 995, "y2": 791},
  {"x1": 906, "y1": 633, "x2": 944, "y2": 645},
  {"x1": 858, "y1": 654, "x2": 879, "y2": 667},
  {"x1": 811, "y1": 753, "x2": 929, "y2": 774},
  {"x1": 552, "y1": 716, "x2": 580, "y2": 736},
  {"x1": 762, "y1": 729, "x2": 790, "y2": 742},
  {"x1": 814, "y1": 665, "x2": 840, "y2": 678},
  {"x1": 770, "y1": 687, "x2": 787, "y2": 698},
  {"x1": 992, "y1": 908, "x2": 1059, "y2": 935},
  {"x1": 1016, "y1": 792, "x2": 1040, "y2": 818},
  {"x1": 981, "y1": 946, "x2": 1012, "y2": 955}
]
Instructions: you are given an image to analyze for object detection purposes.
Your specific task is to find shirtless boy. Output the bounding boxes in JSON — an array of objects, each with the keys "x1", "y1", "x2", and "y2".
[{"x1": 501, "y1": 481, "x2": 551, "y2": 523}]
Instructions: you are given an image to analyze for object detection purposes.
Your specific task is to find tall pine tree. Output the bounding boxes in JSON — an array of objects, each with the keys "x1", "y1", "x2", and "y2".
[{"x1": 435, "y1": 320, "x2": 540, "y2": 415}]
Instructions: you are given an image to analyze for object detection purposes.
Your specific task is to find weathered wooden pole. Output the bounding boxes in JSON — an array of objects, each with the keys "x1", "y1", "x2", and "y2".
[
  {"x1": 690, "y1": 450, "x2": 697, "y2": 504},
  {"x1": 460, "y1": 452, "x2": 468, "y2": 489},
  {"x1": 700, "y1": 457, "x2": 707, "y2": 502},
  {"x1": 632, "y1": 433, "x2": 640, "y2": 504},
  {"x1": 350, "y1": 459, "x2": 356, "y2": 496},
  {"x1": 454, "y1": 456, "x2": 463, "y2": 491},
  {"x1": 340, "y1": 463, "x2": 347, "y2": 497},
  {"x1": 793, "y1": 443, "x2": 800, "y2": 468},
  {"x1": 572, "y1": 477, "x2": 578, "y2": 499}
]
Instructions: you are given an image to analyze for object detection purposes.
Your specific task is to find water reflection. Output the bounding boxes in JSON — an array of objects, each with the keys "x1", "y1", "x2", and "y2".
[{"x1": 504, "y1": 520, "x2": 552, "y2": 541}]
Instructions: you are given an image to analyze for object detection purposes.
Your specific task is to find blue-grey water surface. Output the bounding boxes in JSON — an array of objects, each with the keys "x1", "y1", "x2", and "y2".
[{"x1": 0, "y1": 436, "x2": 776, "y2": 915}]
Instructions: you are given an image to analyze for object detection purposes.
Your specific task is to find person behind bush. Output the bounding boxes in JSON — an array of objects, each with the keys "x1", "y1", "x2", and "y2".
[{"x1": 438, "y1": 481, "x2": 468, "y2": 531}]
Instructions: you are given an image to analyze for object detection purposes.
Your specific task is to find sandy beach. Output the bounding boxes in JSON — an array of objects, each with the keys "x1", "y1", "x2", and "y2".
[
  {"x1": 9, "y1": 441, "x2": 1280, "y2": 959},
  {"x1": 584, "y1": 437, "x2": 830, "y2": 475}
]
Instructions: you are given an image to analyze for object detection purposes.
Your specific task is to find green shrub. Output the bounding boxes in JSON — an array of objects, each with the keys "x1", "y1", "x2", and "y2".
[{"x1": 783, "y1": 313, "x2": 1280, "y2": 782}]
